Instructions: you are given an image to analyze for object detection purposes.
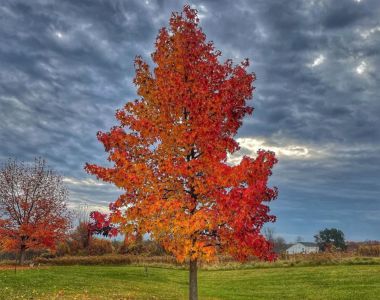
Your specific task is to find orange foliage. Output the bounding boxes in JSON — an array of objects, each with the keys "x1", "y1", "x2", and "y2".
[{"x1": 86, "y1": 6, "x2": 277, "y2": 263}]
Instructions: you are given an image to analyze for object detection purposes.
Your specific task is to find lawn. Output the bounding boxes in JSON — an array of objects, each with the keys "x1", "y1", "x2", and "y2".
[{"x1": 0, "y1": 264, "x2": 380, "y2": 299}]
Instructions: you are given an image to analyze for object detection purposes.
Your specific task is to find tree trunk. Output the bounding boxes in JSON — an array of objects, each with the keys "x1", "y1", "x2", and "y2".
[
  {"x1": 189, "y1": 259, "x2": 198, "y2": 300},
  {"x1": 19, "y1": 247, "x2": 26, "y2": 265}
]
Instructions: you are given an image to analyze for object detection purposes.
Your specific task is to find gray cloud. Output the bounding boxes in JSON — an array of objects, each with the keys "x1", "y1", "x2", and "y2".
[{"x1": 0, "y1": 0, "x2": 379, "y2": 242}]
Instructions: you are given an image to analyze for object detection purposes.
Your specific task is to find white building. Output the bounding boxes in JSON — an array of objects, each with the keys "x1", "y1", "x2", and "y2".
[{"x1": 286, "y1": 242, "x2": 319, "y2": 254}]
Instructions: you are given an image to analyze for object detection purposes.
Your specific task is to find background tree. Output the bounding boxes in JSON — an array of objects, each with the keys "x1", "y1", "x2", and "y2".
[
  {"x1": 264, "y1": 228, "x2": 287, "y2": 254},
  {"x1": 68, "y1": 221, "x2": 91, "y2": 254},
  {"x1": 273, "y1": 236, "x2": 287, "y2": 254},
  {"x1": 86, "y1": 6, "x2": 278, "y2": 300},
  {"x1": 263, "y1": 227, "x2": 275, "y2": 242},
  {"x1": 0, "y1": 158, "x2": 71, "y2": 264},
  {"x1": 314, "y1": 228, "x2": 346, "y2": 251}
]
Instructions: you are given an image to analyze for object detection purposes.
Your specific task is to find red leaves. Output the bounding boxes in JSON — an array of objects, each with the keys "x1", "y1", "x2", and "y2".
[
  {"x1": 88, "y1": 211, "x2": 118, "y2": 238},
  {"x1": 0, "y1": 159, "x2": 71, "y2": 254},
  {"x1": 85, "y1": 5, "x2": 278, "y2": 263}
]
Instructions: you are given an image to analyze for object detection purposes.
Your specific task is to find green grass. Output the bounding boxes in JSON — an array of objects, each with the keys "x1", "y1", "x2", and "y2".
[{"x1": 0, "y1": 264, "x2": 380, "y2": 299}]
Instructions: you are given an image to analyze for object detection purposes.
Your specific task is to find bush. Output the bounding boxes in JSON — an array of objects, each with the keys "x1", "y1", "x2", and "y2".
[
  {"x1": 56, "y1": 242, "x2": 70, "y2": 257},
  {"x1": 33, "y1": 254, "x2": 178, "y2": 266},
  {"x1": 88, "y1": 238, "x2": 113, "y2": 256},
  {"x1": 24, "y1": 253, "x2": 380, "y2": 269},
  {"x1": 0, "y1": 249, "x2": 49, "y2": 262},
  {"x1": 35, "y1": 255, "x2": 131, "y2": 266},
  {"x1": 358, "y1": 245, "x2": 380, "y2": 257},
  {"x1": 117, "y1": 239, "x2": 167, "y2": 256},
  {"x1": 39, "y1": 252, "x2": 56, "y2": 259}
]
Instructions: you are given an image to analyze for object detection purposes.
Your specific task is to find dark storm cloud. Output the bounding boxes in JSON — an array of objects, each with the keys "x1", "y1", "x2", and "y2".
[
  {"x1": 0, "y1": 0, "x2": 159, "y2": 173},
  {"x1": 0, "y1": 0, "x2": 379, "y2": 241}
]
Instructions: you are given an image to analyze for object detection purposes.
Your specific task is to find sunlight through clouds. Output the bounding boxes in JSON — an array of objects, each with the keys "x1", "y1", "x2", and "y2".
[
  {"x1": 307, "y1": 54, "x2": 325, "y2": 68},
  {"x1": 227, "y1": 138, "x2": 324, "y2": 166},
  {"x1": 356, "y1": 61, "x2": 367, "y2": 74},
  {"x1": 55, "y1": 31, "x2": 63, "y2": 39}
]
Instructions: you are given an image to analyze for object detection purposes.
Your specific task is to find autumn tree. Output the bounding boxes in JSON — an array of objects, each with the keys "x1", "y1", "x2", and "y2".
[
  {"x1": 0, "y1": 158, "x2": 71, "y2": 264},
  {"x1": 86, "y1": 6, "x2": 278, "y2": 299}
]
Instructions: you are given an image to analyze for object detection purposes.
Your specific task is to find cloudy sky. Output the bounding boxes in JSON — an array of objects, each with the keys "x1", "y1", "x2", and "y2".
[{"x1": 1, "y1": 0, "x2": 379, "y2": 242}]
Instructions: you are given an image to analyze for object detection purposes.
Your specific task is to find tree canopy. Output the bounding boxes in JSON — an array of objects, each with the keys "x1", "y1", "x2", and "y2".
[
  {"x1": 315, "y1": 228, "x2": 346, "y2": 251},
  {"x1": 0, "y1": 158, "x2": 71, "y2": 264},
  {"x1": 86, "y1": 5, "x2": 278, "y2": 299}
]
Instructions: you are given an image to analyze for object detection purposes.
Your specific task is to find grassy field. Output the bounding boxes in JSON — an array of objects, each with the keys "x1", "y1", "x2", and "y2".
[{"x1": 0, "y1": 264, "x2": 380, "y2": 299}]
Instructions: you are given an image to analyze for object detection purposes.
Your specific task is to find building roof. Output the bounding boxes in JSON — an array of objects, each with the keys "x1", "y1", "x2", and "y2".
[
  {"x1": 297, "y1": 242, "x2": 318, "y2": 247},
  {"x1": 287, "y1": 242, "x2": 318, "y2": 248}
]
